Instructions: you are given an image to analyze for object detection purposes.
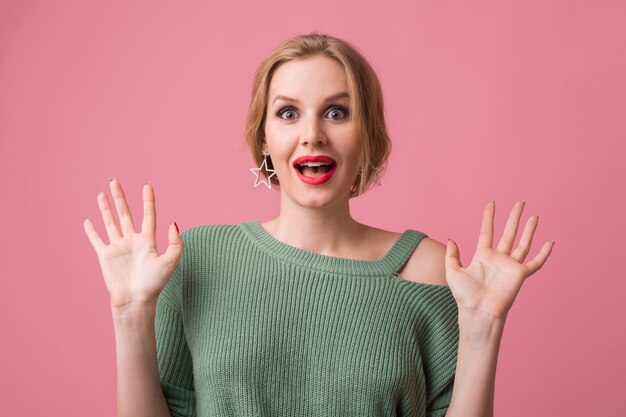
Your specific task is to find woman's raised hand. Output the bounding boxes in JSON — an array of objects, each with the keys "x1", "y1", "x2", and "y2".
[
  {"x1": 83, "y1": 179, "x2": 184, "y2": 311},
  {"x1": 444, "y1": 201, "x2": 554, "y2": 322}
]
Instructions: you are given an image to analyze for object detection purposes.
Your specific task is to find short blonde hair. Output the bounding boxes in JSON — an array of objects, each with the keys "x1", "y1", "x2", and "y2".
[{"x1": 243, "y1": 32, "x2": 391, "y2": 197}]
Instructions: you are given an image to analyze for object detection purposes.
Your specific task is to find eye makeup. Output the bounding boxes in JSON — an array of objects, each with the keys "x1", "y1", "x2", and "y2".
[{"x1": 275, "y1": 104, "x2": 350, "y2": 120}]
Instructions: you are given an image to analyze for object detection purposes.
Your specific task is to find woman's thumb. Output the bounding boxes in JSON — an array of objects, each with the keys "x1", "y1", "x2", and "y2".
[
  {"x1": 163, "y1": 222, "x2": 184, "y2": 264},
  {"x1": 445, "y1": 238, "x2": 463, "y2": 271}
]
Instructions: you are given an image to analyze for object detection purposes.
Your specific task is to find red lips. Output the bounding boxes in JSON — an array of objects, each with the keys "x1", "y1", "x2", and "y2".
[{"x1": 293, "y1": 155, "x2": 337, "y2": 185}]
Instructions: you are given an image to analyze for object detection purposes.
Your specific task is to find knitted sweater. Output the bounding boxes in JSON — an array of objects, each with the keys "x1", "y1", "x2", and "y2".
[{"x1": 155, "y1": 221, "x2": 459, "y2": 417}]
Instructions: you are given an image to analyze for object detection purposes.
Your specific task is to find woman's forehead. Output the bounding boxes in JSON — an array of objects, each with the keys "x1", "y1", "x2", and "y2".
[{"x1": 269, "y1": 57, "x2": 348, "y2": 100}]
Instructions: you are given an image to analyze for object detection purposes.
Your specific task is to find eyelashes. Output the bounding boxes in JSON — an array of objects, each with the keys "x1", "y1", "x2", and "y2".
[{"x1": 276, "y1": 105, "x2": 350, "y2": 121}]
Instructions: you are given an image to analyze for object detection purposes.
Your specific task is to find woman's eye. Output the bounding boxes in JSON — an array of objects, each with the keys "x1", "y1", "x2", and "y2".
[
  {"x1": 326, "y1": 105, "x2": 349, "y2": 120},
  {"x1": 277, "y1": 106, "x2": 298, "y2": 120}
]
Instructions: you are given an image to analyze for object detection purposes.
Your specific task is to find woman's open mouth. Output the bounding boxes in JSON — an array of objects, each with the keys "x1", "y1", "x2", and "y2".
[{"x1": 293, "y1": 155, "x2": 337, "y2": 185}]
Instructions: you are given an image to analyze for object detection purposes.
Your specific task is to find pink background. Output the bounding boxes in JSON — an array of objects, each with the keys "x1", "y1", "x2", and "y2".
[{"x1": 1, "y1": 1, "x2": 624, "y2": 416}]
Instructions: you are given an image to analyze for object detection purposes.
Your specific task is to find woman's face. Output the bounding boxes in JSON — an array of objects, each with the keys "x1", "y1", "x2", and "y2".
[{"x1": 263, "y1": 55, "x2": 360, "y2": 209}]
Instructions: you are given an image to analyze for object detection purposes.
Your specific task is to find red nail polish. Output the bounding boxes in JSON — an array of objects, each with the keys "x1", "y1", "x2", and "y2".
[{"x1": 174, "y1": 222, "x2": 179, "y2": 234}]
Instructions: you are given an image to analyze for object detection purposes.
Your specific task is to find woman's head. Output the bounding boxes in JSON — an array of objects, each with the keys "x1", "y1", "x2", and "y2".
[{"x1": 244, "y1": 32, "x2": 391, "y2": 198}]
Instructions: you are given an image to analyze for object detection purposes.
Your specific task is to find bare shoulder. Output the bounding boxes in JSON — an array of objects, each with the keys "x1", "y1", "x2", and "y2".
[
  {"x1": 363, "y1": 225, "x2": 448, "y2": 287},
  {"x1": 396, "y1": 236, "x2": 448, "y2": 286}
]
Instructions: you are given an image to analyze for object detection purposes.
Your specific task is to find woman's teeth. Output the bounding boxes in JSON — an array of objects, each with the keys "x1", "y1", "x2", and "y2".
[
  {"x1": 296, "y1": 162, "x2": 334, "y2": 176},
  {"x1": 301, "y1": 162, "x2": 331, "y2": 167}
]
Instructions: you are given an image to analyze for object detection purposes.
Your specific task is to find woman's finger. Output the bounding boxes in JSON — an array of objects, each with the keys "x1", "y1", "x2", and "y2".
[
  {"x1": 445, "y1": 238, "x2": 463, "y2": 271},
  {"x1": 476, "y1": 201, "x2": 495, "y2": 249},
  {"x1": 496, "y1": 201, "x2": 525, "y2": 254},
  {"x1": 83, "y1": 218, "x2": 105, "y2": 253},
  {"x1": 511, "y1": 216, "x2": 539, "y2": 262},
  {"x1": 141, "y1": 183, "x2": 156, "y2": 238},
  {"x1": 97, "y1": 191, "x2": 122, "y2": 242},
  {"x1": 524, "y1": 240, "x2": 555, "y2": 276},
  {"x1": 109, "y1": 179, "x2": 137, "y2": 236},
  {"x1": 162, "y1": 222, "x2": 184, "y2": 266}
]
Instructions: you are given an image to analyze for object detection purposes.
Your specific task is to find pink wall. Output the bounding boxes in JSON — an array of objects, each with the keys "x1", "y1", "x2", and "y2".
[{"x1": 1, "y1": 1, "x2": 624, "y2": 416}]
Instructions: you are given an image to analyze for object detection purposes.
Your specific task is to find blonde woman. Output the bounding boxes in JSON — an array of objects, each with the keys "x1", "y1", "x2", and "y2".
[{"x1": 84, "y1": 33, "x2": 554, "y2": 417}]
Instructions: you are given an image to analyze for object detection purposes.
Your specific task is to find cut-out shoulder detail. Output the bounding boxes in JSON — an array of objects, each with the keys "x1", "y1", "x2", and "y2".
[
  {"x1": 239, "y1": 221, "x2": 426, "y2": 277},
  {"x1": 362, "y1": 229, "x2": 404, "y2": 261},
  {"x1": 396, "y1": 237, "x2": 449, "y2": 286}
]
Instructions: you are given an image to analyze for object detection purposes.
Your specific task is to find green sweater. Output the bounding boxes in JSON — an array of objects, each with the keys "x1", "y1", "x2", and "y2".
[{"x1": 155, "y1": 221, "x2": 459, "y2": 417}]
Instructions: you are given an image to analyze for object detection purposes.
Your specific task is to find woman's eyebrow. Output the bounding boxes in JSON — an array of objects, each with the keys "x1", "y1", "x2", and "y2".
[{"x1": 272, "y1": 92, "x2": 349, "y2": 105}]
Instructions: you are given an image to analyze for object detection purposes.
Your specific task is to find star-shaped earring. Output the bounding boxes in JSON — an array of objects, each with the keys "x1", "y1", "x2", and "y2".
[{"x1": 250, "y1": 150, "x2": 277, "y2": 189}]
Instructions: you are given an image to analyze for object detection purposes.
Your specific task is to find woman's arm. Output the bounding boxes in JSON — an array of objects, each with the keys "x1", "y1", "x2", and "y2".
[
  {"x1": 444, "y1": 310, "x2": 505, "y2": 417},
  {"x1": 442, "y1": 201, "x2": 554, "y2": 417},
  {"x1": 83, "y1": 180, "x2": 185, "y2": 417},
  {"x1": 112, "y1": 301, "x2": 172, "y2": 417}
]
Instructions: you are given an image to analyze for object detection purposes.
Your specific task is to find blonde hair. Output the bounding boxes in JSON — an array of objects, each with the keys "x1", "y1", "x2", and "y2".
[{"x1": 243, "y1": 32, "x2": 391, "y2": 197}]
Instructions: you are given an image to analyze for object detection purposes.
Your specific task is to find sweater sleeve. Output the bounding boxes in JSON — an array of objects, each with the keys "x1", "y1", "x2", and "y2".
[
  {"x1": 427, "y1": 379, "x2": 454, "y2": 417},
  {"x1": 155, "y1": 230, "x2": 197, "y2": 417},
  {"x1": 421, "y1": 288, "x2": 459, "y2": 417}
]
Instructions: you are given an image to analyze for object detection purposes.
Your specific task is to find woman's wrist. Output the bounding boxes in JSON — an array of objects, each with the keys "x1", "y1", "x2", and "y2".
[
  {"x1": 111, "y1": 299, "x2": 158, "y2": 329},
  {"x1": 457, "y1": 307, "x2": 507, "y2": 344}
]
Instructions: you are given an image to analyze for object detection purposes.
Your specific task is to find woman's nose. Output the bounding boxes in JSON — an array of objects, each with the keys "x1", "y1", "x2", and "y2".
[{"x1": 300, "y1": 117, "x2": 328, "y2": 146}]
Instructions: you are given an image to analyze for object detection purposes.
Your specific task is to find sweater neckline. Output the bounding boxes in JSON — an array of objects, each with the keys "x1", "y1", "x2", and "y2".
[{"x1": 238, "y1": 220, "x2": 427, "y2": 277}]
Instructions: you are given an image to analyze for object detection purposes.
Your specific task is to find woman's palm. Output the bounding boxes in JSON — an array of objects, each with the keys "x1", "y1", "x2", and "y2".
[
  {"x1": 445, "y1": 201, "x2": 554, "y2": 320},
  {"x1": 83, "y1": 179, "x2": 183, "y2": 309}
]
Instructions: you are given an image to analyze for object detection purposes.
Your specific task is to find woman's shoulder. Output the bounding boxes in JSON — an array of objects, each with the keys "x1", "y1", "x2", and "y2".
[
  {"x1": 400, "y1": 235, "x2": 449, "y2": 286},
  {"x1": 372, "y1": 227, "x2": 448, "y2": 287}
]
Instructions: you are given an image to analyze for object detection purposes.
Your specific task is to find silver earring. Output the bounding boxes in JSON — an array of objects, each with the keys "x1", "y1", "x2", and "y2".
[
  {"x1": 374, "y1": 166, "x2": 385, "y2": 186},
  {"x1": 250, "y1": 150, "x2": 277, "y2": 189}
]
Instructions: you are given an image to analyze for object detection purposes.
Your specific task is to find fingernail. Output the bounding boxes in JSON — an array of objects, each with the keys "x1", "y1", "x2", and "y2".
[{"x1": 174, "y1": 222, "x2": 179, "y2": 234}]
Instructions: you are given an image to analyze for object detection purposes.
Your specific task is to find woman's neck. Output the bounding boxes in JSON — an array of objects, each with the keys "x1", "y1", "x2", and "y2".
[{"x1": 260, "y1": 197, "x2": 369, "y2": 258}]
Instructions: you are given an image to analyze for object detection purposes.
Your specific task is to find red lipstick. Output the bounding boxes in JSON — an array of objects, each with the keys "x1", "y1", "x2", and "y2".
[{"x1": 292, "y1": 155, "x2": 337, "y2": 185}]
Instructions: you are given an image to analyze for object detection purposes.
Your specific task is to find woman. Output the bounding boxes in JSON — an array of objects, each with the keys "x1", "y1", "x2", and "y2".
[{"x1": 83, "y1": 33, "x2": 554, "y2": 417}]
